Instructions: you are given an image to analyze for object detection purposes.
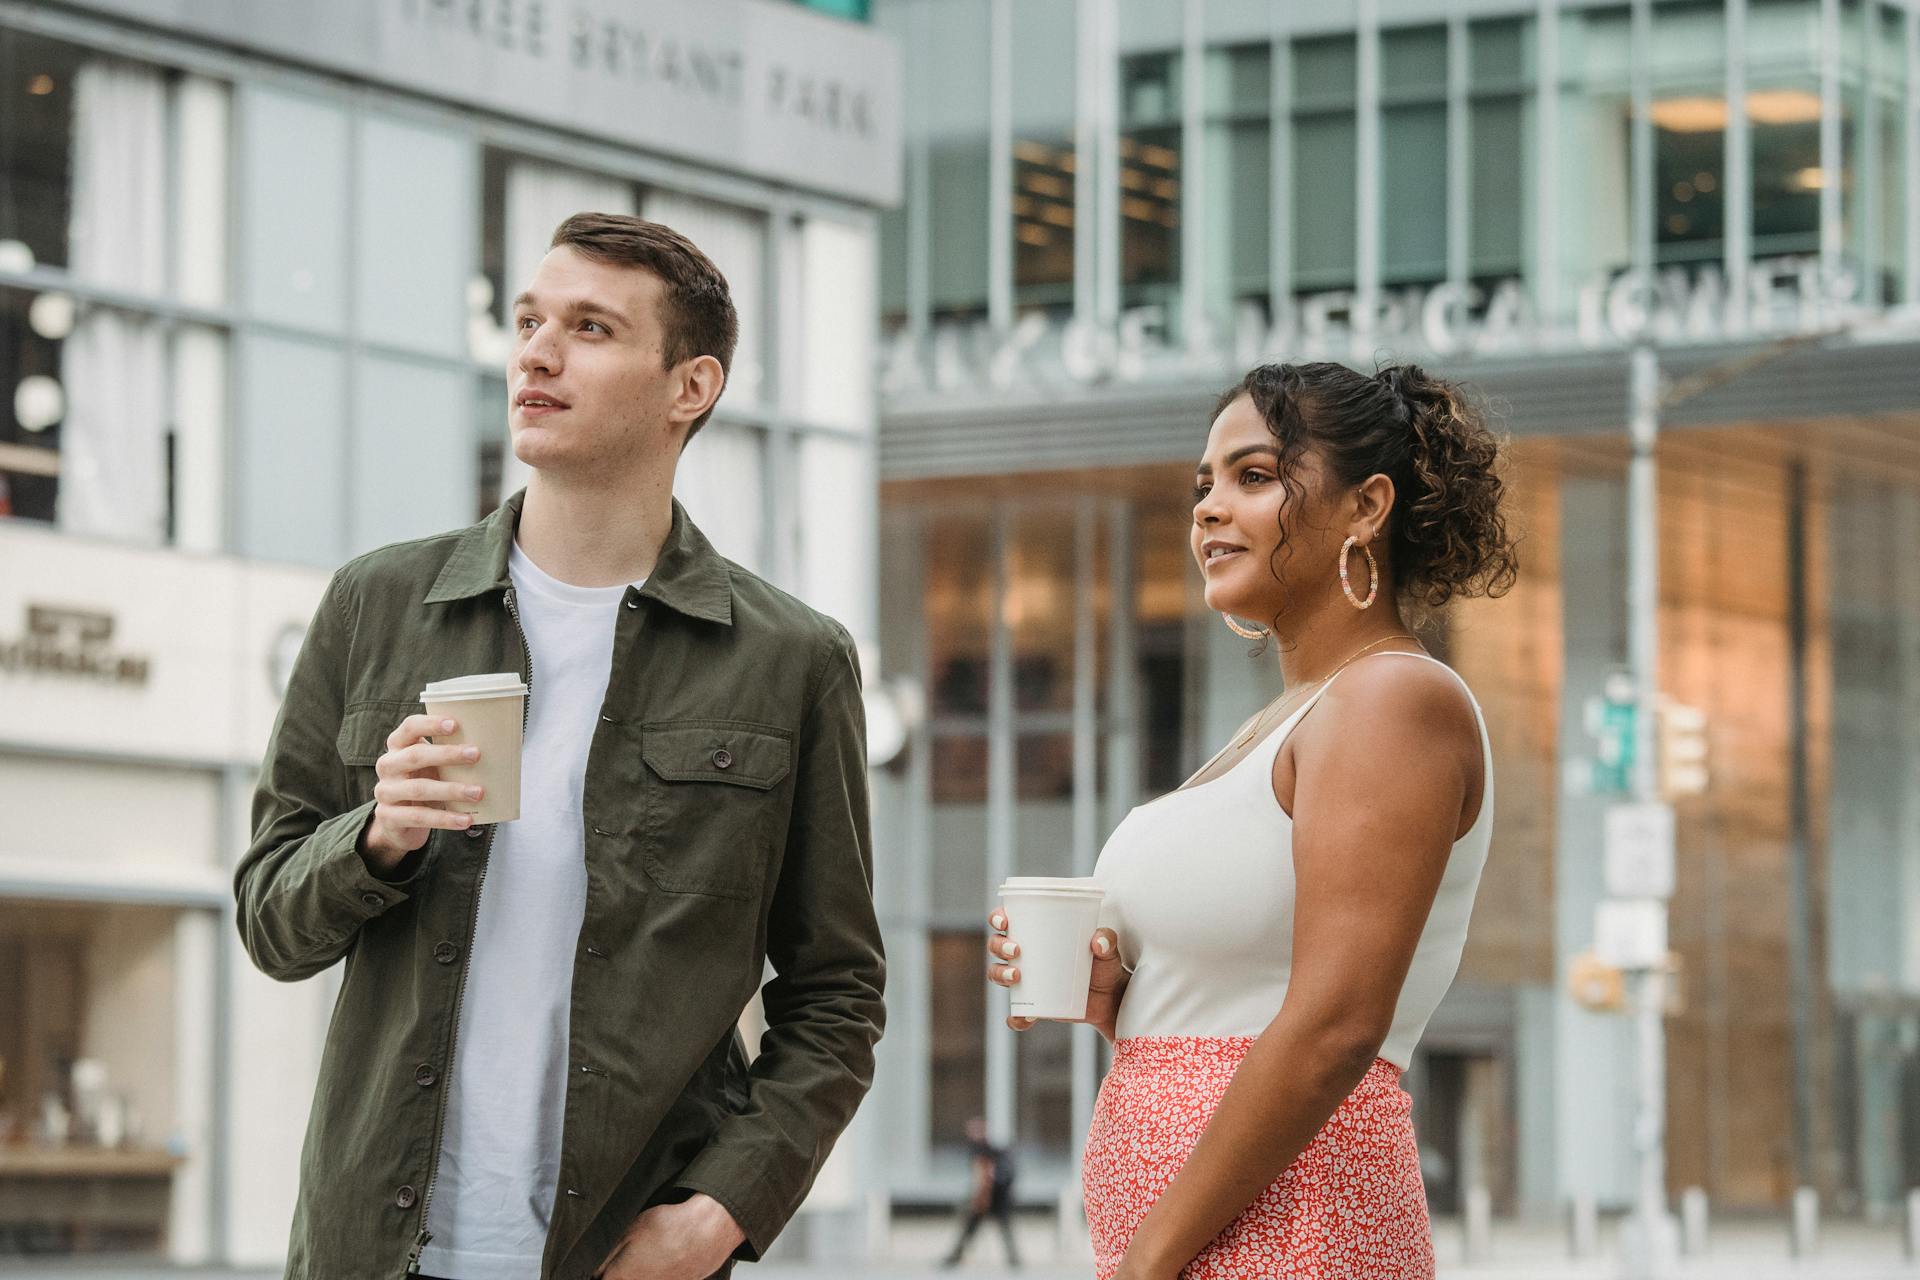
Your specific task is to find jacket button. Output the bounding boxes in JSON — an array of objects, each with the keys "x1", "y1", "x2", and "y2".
[
  {"x1": 712, "y1": 748, "x2": 733, "y2": 770},
  {"x1": 433, "y1": 941, "x2": 459, "y2": 965},
  {"x1": 414, "y1": 1064, "x2": 437, "y2": 1088},
  {"x1": 625, "y1": 598, "x2": 639, "y2": 610},
  {"x1": 464, "y1": 823, "x2": 485, "y2": 839},
  {"x1": 360, "y1": 892, "x2": 383, "y2": 908},
  {"x1": 395, "y1": 1184, "x2": 418, "y2": 1209}
]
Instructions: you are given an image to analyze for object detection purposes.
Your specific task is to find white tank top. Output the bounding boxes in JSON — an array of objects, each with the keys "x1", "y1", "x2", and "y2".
[{"x1": 1092, "y1": 652, "x2": 1493, "y2": 1069}]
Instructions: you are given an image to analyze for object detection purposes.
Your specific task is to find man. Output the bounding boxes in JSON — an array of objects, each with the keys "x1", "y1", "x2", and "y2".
[
  {"x1": 940, "y1": 1116, "x2": 1019, "y2": 1270},
  {"x1": 236, "y1": 213, "x2": 885, "y2": 1280}
]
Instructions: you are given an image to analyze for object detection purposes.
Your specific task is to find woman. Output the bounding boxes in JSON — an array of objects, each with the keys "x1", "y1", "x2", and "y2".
[{"x1": 986, "y1": 361, "x2": 1517, "y2": 1280}]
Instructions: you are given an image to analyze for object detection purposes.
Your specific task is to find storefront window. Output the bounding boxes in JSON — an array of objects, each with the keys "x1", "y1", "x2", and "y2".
[{"x1": 0, "y1": 900, "x2": 190, "y2": 1255}]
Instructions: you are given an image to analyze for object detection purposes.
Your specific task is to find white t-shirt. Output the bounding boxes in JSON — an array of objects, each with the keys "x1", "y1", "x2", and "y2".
[{"x1": 417, "y1": 541, "x2": 637, "y2": 1280}]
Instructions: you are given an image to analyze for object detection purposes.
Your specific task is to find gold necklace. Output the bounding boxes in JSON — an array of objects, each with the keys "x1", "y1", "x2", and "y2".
[{"x1": 1230, "y1": 633, "x2": 1423, "y2": 750}]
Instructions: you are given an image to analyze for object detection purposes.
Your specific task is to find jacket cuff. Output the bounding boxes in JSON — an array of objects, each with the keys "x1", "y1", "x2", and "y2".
[
  {"x1": 320, "y1": 800, "x2": 425, "y2": 917},
  {"x1": 672, "y1": 1148, "x2": 785, "y2": 1263}
]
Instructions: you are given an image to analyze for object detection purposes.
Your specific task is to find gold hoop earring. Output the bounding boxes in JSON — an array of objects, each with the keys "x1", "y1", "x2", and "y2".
[
  {"x1": 1340, "y1": 536, "x2": 1379, "y2": 610},
  {"x1": 1222, "y1": 613, "x2": 1270, "y2": 640}
]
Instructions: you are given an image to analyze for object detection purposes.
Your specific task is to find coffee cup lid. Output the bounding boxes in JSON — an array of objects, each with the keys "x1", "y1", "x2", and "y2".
[
  {"x1": 998, "y1": 877, "x2": 1104, "y2": 896},
  {"x1": 420, "y1": 672, "x2": 529, "y2": 703}
]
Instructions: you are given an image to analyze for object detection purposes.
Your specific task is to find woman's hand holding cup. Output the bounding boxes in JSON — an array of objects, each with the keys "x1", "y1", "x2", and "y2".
[{"x1": 986, "y1": 906, "x2": 1129, "y2": 1043}]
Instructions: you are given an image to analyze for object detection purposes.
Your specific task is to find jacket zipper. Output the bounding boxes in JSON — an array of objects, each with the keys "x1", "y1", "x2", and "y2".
[{"x1": 408, "y1": 587, "x2": 534, "y2": 1273}]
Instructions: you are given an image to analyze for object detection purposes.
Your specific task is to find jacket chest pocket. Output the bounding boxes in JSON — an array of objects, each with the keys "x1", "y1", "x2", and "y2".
[
  {"x1": 336, "y1": 698, "x2": 419, "y2": 805},
  {"x1": 638, "y1": 720, "x2": 792, "y2": 900}
]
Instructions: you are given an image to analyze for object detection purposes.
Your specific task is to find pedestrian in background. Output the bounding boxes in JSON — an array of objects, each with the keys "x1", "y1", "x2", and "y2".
[{"x1": 941, "y1": 1115, "x2": 1020, "y2": 1270}]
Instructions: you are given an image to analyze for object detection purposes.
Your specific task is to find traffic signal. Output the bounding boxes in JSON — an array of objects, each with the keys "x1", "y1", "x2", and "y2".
[{"x1": 1657, "y1": 697, "x2": 1709, "y2": 798}]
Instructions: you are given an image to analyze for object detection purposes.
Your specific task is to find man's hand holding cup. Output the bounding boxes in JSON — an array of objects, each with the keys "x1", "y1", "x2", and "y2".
[{"x1": 359, "y1": 715, "x2": 484, "y2": 877}]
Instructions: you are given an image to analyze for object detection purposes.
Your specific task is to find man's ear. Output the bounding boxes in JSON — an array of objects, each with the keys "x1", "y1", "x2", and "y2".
[{"x1": 669, "y1": 354, "x2": 726, "y2": 428}]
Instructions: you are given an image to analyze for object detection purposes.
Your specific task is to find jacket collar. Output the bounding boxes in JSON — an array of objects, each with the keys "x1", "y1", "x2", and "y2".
[{"x1": 422, "y1": 488, "x2": 734, "y2": 626}]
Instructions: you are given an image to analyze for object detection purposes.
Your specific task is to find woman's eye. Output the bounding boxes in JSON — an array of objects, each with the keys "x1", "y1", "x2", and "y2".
[
  {"x1": 1191, "y1": 483, "x2": 1211, "y2": 501},
  {"x1": 1242, "y1": 471, "x2": 1270, "y2": 486}
]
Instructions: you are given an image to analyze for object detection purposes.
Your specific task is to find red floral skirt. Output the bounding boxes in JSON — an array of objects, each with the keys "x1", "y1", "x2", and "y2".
[{"x1": 1082, "y1": 1036, "x2": 1434, "y2": 1280}]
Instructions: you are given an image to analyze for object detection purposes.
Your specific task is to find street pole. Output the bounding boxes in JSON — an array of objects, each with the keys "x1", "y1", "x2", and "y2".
[{"x1": 1622, "y1": 342, "x2": 1679, "y2": 1277}]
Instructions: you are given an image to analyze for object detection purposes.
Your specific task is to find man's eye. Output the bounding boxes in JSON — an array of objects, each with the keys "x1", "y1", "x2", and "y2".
[
  {"x1": 516, "y1": 316, "x2": 537, "y2": 331},
  {"x1": 582, "y1": 321, "x2": 608, "y2": 334}
]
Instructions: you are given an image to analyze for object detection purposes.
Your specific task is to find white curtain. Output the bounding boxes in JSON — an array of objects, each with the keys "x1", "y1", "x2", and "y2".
[
  {"x1": 672, "y1": 423, "x2": 767, "y2": 576},
  {"x1": 58, "y1": 58, "x2": 169, "y2": 543},
  {"x1": 498, "y1": 161, "x2": 638, "y2": 502},
  {"x1": 641, "y1": 193, "x2": 770, "y2": 577},
  {"x1": 640, "y1": 190, "x2": 767, "y2": 408}
]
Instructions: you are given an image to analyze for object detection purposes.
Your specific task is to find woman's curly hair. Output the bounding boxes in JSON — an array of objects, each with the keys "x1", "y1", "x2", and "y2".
[{"x1": 1212, "y1": 361, "x2": 1518, "y2": 622}]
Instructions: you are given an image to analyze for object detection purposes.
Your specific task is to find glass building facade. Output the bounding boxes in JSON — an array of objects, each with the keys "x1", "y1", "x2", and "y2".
[
  {"x1": 870, "y1": 0, "x2": 1920, "y2": 1224},
  {"x1": 0, "y1": 0, "x2": 892, "y2": 1262}
]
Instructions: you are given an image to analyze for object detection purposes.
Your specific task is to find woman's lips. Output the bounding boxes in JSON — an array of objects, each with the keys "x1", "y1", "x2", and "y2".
[{"x1": 1203, "y1": 548, "x2": 1245, "y2": 570}]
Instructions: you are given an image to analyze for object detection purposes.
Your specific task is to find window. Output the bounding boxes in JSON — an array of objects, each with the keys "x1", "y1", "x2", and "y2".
[
  {"x1": 925, "y1": 0, "x2": 990, "y2": 324},
  {"x1": 1012, "y1": 0, "x2": 1078, "y2": 317},
  {"x1": 0, "y1": 285, "x2": 61, "y2": 524},
  {"x1": 1650, "y1": 2, "x2": 1729, "y2": 269},
  {"x1": 1291, "y1": 36, "x2": 1358, "y2": 296},
  {"x1": 1121, "y1": 51, "x2": 1183, "y2": 333},
  {"x1": 1468, "y1": 18, "x2": 1530, "y2": 288},
  {"x1": 1381, "y1": 26, "x2": 1450, "y2": 287},
  {"x1": 1748, "y1": 0, "x2": 1825, "y2": 259},
  {"x1": 0, "y1": 30, "x2": 83, "y2": 273},
  {"x1": 1203, "y1": 44, "x2": 1272, "y2": 325}
]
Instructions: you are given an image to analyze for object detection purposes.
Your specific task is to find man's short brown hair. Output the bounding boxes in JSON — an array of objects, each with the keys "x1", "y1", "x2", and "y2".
[{"x1": 549, "y1": 212, "x2": 739, "y2": 438}]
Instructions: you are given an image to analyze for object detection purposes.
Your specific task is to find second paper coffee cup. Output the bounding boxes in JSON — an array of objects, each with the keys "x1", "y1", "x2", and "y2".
[
  {"x1": 997, "y1": 876, "x2": 1106, "y2": 1020},
  {"x1": 419, "y1": 673, "x2": 528, "y2": 825}
]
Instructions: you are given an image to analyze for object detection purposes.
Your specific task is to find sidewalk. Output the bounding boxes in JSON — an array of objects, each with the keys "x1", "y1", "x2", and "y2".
[{"x1": 7, "y1": 1213, "x2": 1920, "y2": 1279}]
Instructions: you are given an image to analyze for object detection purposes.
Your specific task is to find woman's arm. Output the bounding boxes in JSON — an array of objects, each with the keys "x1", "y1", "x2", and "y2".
[{"x1": 1115, "y1": 660, "x2": 1481, "y2": 1279}]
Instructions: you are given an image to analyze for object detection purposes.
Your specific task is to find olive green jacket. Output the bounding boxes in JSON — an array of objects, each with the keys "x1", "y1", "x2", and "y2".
[{"x1": 235, "y1": 491, "x2": 886, "y2": 1280}]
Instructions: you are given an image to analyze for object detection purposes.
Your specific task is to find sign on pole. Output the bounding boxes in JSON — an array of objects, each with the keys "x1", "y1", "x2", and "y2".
[{"x1": 1604, "y1": 802, "x2": 1677, "y2": 899}]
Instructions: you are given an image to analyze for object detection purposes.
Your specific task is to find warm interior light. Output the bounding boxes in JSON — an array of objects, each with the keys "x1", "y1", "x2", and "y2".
[
  {"x1": 26, "y1": 74, "x2": 54, "y2": 96},
  {"x1": 1787, "y1": 165, "x2": 1827, "y2": 191},
  {"x1": 1136, "y1": 143, "x2": 1179, "y2": 170},
  {"x1": 1651, "y1": 96, "x2": 1727, "y2": 133},
  {"x1": 1746, "y1": 88, "x2": 1822, "y2": 125}
]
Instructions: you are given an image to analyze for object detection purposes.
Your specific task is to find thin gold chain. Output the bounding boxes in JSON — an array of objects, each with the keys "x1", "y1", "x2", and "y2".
[{"x1": 1228, "y1": 632, "x2": 1423, "y2": 751}]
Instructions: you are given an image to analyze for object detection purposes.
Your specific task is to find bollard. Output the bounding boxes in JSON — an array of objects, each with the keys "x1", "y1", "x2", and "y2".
[
  {"x1": 863, "y1": 1189, "x2": 891, "y2": 1261},
  {"x1": 1057, "y1": 1180, "x2": 1083, "y2": 1254},
  {"x1": 1568, "y1": 1189, "x2": 1600, "y2": 1259},
  {"x1": 1680, "y1": 1186, "x2": 1709, "y2": 1257},
  {"x1": 1464, "y1": 1184, "x2": 1493, "y2": 1264},
  {"x1": 1790, "y1": 1185, "x2": 1819, "y2": 1258},
  {"x1": 1906, "y1": 1188, "x2": 1920, "y2": 1261}
]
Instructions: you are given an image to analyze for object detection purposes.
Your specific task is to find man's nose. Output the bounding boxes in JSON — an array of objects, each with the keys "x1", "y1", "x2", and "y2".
[{"x1": 518, "y1": 327, "x2": 560, "y2": 375}]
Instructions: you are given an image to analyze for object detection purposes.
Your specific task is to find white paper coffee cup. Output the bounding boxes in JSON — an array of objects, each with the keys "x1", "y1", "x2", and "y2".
[
  {"x1": 997, "y1": 876, "x2": 1106, "y2": 1020},
  {"x1": 419, "y1": 673, "x2": 528, "y2": 825}
]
